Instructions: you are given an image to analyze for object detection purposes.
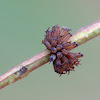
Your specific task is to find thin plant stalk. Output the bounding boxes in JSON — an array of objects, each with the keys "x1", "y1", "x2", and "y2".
[{"x1": 0, "y1": 19, "x2": 100, "y2": 89}]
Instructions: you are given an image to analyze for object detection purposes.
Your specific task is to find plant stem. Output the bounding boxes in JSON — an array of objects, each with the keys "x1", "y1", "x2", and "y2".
[
  {"x1": 68, "y1": 19, "x2": 100, "y2": 44},
  {"x1": 0, "y1": 19, "x2": 100, "y2": 89}
]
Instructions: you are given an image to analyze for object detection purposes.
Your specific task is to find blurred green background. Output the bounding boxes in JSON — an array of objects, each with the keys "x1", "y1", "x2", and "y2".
[{"x1": 0, "y1": 0, "x2": 100, "y2": 100}]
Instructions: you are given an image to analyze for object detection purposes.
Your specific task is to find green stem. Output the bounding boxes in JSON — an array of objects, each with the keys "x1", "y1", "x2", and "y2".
[
  {"x1": 68, "y1": 19, "x2": 100, "y2": 44},
  {"x1": 0, "y1": 19, "x2": 100, "y2": 89}
]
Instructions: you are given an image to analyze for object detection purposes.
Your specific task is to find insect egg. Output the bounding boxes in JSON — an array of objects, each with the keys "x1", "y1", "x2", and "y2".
[
  {"x1": 56, "y1": 44, "x2": 62, "y2": 51},
  {"x1": 44, "y1": 41, "x2": 52, "y2": 50},
  {"x1": 56, "y1": 52, "x2": 63, "y2": 58},
  {"x1": 51, "y1": 47, "x2": 57, "y2": 53},
  {"x1": 50, "y1": 54, "x2": 56, "y2": 62},
  {"x1": 55, "y1": 58, "x2": 61, "y2": 66}
]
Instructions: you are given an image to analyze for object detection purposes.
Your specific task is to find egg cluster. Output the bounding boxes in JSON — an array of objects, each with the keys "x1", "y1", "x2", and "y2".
[{"x1": 42, "y1": 25, "x2": 83, "y2": 75}]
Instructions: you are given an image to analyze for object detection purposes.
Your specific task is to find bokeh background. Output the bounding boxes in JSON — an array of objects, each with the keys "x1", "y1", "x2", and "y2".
[{"x1": 0, "y1": 0, "x2": 100, "y2": 100}]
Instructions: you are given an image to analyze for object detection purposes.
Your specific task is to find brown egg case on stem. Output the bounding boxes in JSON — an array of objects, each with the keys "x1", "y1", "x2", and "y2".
[{"x1": 42, "y1": 25, "x2": 83, "y2": 75}]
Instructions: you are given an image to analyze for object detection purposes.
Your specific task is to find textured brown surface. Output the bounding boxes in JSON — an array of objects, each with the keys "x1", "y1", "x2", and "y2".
[{"x1": 42, "y1": 25, "x2": 83, "y2": 75}]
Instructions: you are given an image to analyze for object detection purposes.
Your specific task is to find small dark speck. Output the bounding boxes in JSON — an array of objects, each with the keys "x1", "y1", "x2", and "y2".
[
  {"x1": 76, "y1": 44, "x2": 78, "y2": 46},
  {"x1": 18, "y1": 67, "x2": 27, "y2": 75},
  {"x1": 69, "y1": 33, "x2": 72, "y2": 36}
]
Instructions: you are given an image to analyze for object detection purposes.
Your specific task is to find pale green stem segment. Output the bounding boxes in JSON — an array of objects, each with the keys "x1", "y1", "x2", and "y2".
[
  {"x1": 0, "y1": 19, "x2": 100, "y2": 89},
  {"x1": 68, "y1": 19, "x2": 100, "y2": 44}
]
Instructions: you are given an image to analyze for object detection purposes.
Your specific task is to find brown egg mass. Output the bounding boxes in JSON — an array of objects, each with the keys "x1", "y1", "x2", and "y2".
[{"x1": 42, "y1": 25, "x2": 83, "y2": 75}]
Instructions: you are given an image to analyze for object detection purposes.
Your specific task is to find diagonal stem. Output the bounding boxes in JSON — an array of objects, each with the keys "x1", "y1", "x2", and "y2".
[
  {"x1": 0, "y1": 19, "x2": 100, "y2": 89},
  {"x1": 68, "y1": 19, "x2": 100, "y2": 44}
]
